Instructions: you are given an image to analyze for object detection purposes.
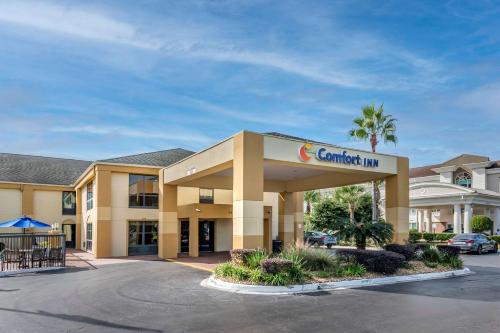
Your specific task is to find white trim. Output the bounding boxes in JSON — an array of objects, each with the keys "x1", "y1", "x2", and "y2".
[
  {"x1": 202, "y1": 268, "x2": 472, "y2": 295},
  {"x1": 0, "y1": 181, "x2": 74, "y2": 188}
]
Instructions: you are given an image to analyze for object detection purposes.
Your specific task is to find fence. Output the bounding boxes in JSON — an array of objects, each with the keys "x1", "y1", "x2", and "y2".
[{"x1": 0, "y1": 233, "x2": 66, "y2": 272}]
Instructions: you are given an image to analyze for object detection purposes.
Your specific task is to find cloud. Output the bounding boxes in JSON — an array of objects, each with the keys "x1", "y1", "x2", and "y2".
[
  {"x1": 50, "y1": 125, "x2": 214, "y2": 145},
  {"x1": 455, "y1": 82, "x2": 500, "y2": 116},
  {"x1": 0, "y1": 1, "x2": 445, "y2": 91}
]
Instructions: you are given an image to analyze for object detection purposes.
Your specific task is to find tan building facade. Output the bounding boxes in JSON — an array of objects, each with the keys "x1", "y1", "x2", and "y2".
[{"x1": 1, "y1": 131, "x2": 410, "y2": 258}]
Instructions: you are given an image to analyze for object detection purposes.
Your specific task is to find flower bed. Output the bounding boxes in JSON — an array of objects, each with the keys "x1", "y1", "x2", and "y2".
[{"x1": 213, "y1": 244, "x2": 464, "y2": 286}]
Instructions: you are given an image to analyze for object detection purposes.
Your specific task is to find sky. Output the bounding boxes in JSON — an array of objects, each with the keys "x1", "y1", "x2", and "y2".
[{"x1": 0, "y1": 0, "x2": 499, "y2": 167}]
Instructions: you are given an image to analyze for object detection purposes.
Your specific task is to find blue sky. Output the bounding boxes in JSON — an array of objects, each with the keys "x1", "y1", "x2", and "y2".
[{"x1": 0, "y1": 0, "x2": 499, "y2": 166}]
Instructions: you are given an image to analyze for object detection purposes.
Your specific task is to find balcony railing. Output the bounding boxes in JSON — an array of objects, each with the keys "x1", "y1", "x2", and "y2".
[{"x1": 0, "y1": 234, "x2": 66, "y2": 272}]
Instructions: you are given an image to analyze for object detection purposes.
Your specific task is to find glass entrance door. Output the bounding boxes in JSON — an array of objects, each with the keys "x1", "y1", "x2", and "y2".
[
  {"x1": 199, "y1": 220, "x2": 214, "y2": 252},
  {"x1": 128, "y1": 221, "x2": 158, "y2": 255},
  {"x1": 180, "y1": 221, "x2": 189, "y2": 253},
  {"x1": 62, "y1": 224, "x2": 76, "y2": 248}
]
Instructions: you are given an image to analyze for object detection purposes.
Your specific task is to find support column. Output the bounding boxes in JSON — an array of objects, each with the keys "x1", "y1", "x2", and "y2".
[
  {"x1": 453, "y1": 204, "x2": 462, "y2": 234},
  {"x1": 293, "y1": 192, "x2": 304, "y2": 245},
  {"x1": 417, "y1": 210, "x2": 423, "y2": 232},
  {"x1": 158, "y1": 173, "x2": 178, "y2": 259},
  {"x1": 495, "y1": 207, "x2": 500, "y2": 235},
  {"x1": 384, "y1": 157, "x2": 410, "y2": 244},
  {"x1": 95, "y1": 168, "x2": 112, "y2": 258},
  {"x1": 189, "y1": 216, "x2": 199, "y2": 257},
  {"x1": 425, "y1": 209, "x2": 432, "y2": 233},
  {"x1": 232, "y1": 131, "x2": 264, "y2": 249},
  {"x1": 278, "y1": 192, "x2": 303, "y2": 247},
  {"x1": 75, "y1": 187, "x2": 82, "y2": 250},
  {"x1": 464, "y1": 204, "x2": 472, "y2": 233},
  {"x1": 21, "y1": 184, "x2": 34, "y2": 217}
]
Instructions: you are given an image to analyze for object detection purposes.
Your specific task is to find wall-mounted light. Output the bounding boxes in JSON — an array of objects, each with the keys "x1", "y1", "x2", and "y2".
[{"x1": 195, "y1": 208, "x2": 201, "y2": 212}]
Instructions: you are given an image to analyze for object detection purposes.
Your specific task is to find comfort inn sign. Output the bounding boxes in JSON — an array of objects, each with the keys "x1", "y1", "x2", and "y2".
[{"x1": 298, "y1": 143, "x2": 379, "y2": 168}]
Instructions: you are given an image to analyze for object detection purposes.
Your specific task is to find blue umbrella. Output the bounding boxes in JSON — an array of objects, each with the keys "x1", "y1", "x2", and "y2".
[{"x1": 0, "y1": 216, "x2": 51, "y2": 233}]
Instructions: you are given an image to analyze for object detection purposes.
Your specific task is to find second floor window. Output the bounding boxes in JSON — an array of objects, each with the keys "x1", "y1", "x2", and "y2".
[
  {"x1": 129, "y1": 174, "x2": 159, "y2": 208},
  {"x1": 62, "y1": 191, "x2": 76, "y2": 215},
  {"x1": 455, "y1": 171, "x2": 472, "y2": 188},
  {"x1": 87, "y1": 182, "x2": 94, "y2": 210},
  {"x1": 199, "y1": 188, "x2": 214, "y2": 204}
]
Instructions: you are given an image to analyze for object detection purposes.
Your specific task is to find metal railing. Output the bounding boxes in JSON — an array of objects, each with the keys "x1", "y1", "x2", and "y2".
[{"x1": 0, "y1": 234, "x2": 66, "y2": 272}]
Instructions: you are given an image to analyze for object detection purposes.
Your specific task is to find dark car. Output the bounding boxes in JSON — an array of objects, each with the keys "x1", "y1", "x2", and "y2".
[
  {"x1": 304, "y1": 231, "x2": 337, "y2": 248},
  {"x1": 448, "y1": 233, "x2": 498, "y2": 254},
  {"x1": 443, "y1": 227, "x2": 463, "y2": 233}
]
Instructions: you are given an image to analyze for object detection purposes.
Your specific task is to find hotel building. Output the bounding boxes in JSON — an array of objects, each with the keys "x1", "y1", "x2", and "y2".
[
  {"x1": 0, "y1": 131, "x2": 409, "y2": 258},
  {"x1": 380, "y1": 154, "x2": 500, "y2": 234}
]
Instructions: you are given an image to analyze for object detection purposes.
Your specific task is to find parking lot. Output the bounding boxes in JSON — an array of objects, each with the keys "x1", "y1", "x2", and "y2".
[{"x1": 0, "y1": 252, "x2": 499, "y2": 333}]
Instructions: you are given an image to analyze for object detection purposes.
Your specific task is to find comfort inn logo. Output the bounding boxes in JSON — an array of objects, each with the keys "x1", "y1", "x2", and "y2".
[
  {"x1": 298, "y1": 143, "x2": 379, "y2": 168},
  {"x1": 298, "y1": 143, "x2": 314, "y2": 162}
]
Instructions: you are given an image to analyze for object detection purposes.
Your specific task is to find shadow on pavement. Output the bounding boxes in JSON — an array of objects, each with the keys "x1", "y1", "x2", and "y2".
[
  {"x1": 355, "y1": 265, "x2": 500, "y2": 303},
  {"x1": 0, "y1": 307, "x2": 162, "y2": 332}
]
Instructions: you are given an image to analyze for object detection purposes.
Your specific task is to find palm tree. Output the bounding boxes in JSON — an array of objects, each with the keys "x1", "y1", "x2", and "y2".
[
  {"x1": 337, "y1": 219, "x2": 394, "y2": 249},
  {"x1": 349, "y1": 103, "x2": 397, "y2": 222},
  {"x1": 333, "y1": 185, "x2": 365, "y2": 222},
  {"x1": 304, "y1": 190, "x2": 320, "y2": 215}
]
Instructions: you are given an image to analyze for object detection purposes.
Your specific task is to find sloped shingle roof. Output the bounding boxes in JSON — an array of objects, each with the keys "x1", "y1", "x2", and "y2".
[
  {"x1": 0, "y1": 153, "x2": 92, "y2": 186},
  {"x1": 410, "y1": 154, "x2": 496, "y2": 179},
  {"x1": 99, "y1": 148, "x2": 194, "y2": 167}
]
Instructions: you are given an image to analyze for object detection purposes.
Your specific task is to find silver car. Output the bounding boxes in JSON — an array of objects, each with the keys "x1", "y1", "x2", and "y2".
[{"x1": 448, "y1": 233, "x2": 498, "y2": 254}]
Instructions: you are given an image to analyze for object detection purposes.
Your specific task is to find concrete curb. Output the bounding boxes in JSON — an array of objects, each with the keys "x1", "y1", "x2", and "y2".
[
  {"x1": 0, "y1": 267, "x2": 64, "y2": 277},
  {"x1": 201, "y1": 267, "x2": 473, "y2": 295}
]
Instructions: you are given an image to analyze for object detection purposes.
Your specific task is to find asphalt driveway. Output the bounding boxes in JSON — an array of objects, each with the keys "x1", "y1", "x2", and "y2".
[{"x1": 0, "y1": 255, "x2": 499, "y2": 333}]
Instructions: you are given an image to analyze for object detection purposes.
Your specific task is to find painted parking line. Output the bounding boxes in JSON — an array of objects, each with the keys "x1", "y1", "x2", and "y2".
[{"x1": 164, "y1": 258, "x2": 214, "y2": 273}]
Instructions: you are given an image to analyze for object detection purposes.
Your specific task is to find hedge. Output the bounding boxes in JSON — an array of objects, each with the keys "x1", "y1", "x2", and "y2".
[
  {"x1": 230, "y1": 249, "x2": 257, "y2": 265},
  {"x1": 409, "y1": 231, "x2": 455, "y2": 243},
  {"x1": 436, "y1": 245, "x2": 461, "y2": 257},
  {"x1": 489, "y1": 235, "x2": 500, "y2": 243},
  {"x1": 383, "y1": 244, "x2": 414, "y2": 261},
  {"x1": 336, "y1": 249, "x2": 406, "y2": 274},
  {"x1": 260, "y1": 258, "x2": 293, "y2": 274},
  {"x1": 471, "y1": 215, "x2": 493, "y2": 233}
]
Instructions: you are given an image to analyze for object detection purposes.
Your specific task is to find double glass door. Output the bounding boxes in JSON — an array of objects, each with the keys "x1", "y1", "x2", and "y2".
[{"x1": 128, "y1": 221, "x2": 158, "y2": 255}]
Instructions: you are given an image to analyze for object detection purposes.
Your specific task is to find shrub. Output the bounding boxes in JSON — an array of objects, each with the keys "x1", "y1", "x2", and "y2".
[
  {"x1": 245, "y1": 249, "x2": 269, "y2": 269},
  {"x1": 336, "y1": 249, "x2": 406, "y2": 274},
  {"x1": 409, "y1": 232, "x2": 455, "y2": 243},
  {"x1": 336, "y1": 262, "x2": 366, "y2": 277},
  {"x1": 442, "y1": 256, "x2": 463, "y2": 269},
  {"x1": 229, "y1": 249, "x2": 256, "y2": 265},
  {"x1": 280, "y1": 246, "x2": 335, "y2": 271},
  {"x1": 424, "y1": 261, "x2": 438, "y2": 268},
  {"x1": 214, "y1": 262, "x2": 251, "y2": 281},
  {"x1": 436, "y1": 245, "x2": 460, "y2": 257},
  {"x1": 471, "y1": 215, "x2": 493, "y2": 233},
  {"x1": 422, "y1": 248, "x2": 440, "y2": 263},
  {"x1": 489, "y1": 235, "x2": 500, "y2": 243},
  {"x1": 384, "y1": 244, "x2": 414, "y2": 261},
  {"x1": 260, "y1": 258, "x2": 293, "y2": 274}
]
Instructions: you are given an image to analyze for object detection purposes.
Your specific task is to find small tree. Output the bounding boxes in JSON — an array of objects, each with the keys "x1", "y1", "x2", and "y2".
[
  {"x1": 309, "y1": 199, "x2": 349, "y2": 232},
  {"x1": 471, "y1": 215, "x2": 493, "y2": 233},
  {"x1": 337, "y1": 219, "x2": 394, "y2": 250},
  {"x1": 304, "y1": 190, "x2": 320, "y2": 215},
  {"x1": 334, "y1": 185, "x2": 365, "y2": 222}
]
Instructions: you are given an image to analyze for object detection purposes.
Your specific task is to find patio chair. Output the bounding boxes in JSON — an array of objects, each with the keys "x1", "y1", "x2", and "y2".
[
  {"x1": 31, "y1": 248, "x2": 45, "y2": 268},
  {"x1": 1, "y1": 249, "x2": 22, "y2": 271},
  {"x1": 48, "y1": 247, "x2": 63, "y2": 267}
]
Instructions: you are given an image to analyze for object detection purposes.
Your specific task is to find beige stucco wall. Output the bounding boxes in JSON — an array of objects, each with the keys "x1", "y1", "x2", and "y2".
[
  {"x1": 214, "y1": 189, "x2": 232, "y2": 204},
  {"x1": 33, "y1": 190, "x2": 75, "y2": 226},
  {"x1": 215, "y1": 218, "x2": 232, "y2": 251},
  {"x1": 110, "y1": 172, "x2": 159, "y2": 257},
  {"x1": 0, "y1": 188, "x2": 22, "y2": 233},
  {"x1": 263, "y1": 192, "x2": 279, "y2": 240},
  {"x1": 177, "y1": 187, "x2": 199, "y2": 205}
]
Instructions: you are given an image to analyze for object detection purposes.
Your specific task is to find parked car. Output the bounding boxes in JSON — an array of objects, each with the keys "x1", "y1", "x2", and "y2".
[
  {"x1": 448, "y1": 233, "x2": 498, "y2": 254},
  {"x1": 443, "y1": 227, "x2": 463, "y2": 233},
  {"x1": 304, "y1": 231, "x2": 337, "y2": 248}
]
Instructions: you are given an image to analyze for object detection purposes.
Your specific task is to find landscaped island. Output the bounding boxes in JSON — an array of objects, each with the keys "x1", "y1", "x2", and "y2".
[{"x1": 214, "y1": 244, "x2": 464, "y2": 286}]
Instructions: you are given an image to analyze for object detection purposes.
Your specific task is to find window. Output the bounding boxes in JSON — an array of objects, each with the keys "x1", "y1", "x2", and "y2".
[
  {"x1": 85, "y1": 223, "x2": 93, "y2": 251},
  {"x1": 455, "y1": 171, "x2": 472, "y2": 188},
  {"x1": 129, "y1": 174, "x2": 159, "y2": 208},
  {"x1": 199, "y1": 188, "x2": 214, "y2": 204},
  {"x1": 86, "y1": 182, "x2": 93, "y2": 210},
  {"x1": 62, "y1": 191, "x2": 76, "y2": 215}
]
